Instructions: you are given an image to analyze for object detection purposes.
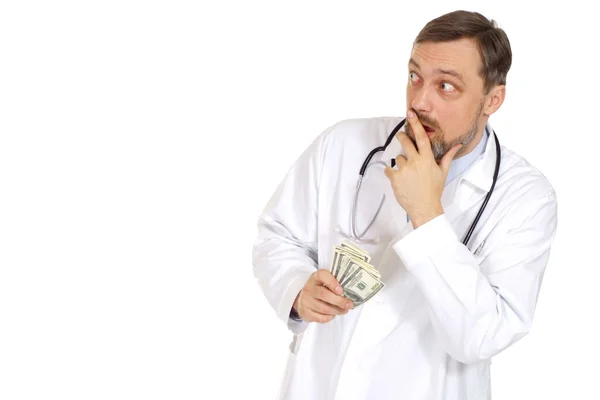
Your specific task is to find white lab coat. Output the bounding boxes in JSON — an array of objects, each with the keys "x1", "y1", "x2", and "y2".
[{"x1": 252, "y1": 116, "x2": 558, "y2": 400}]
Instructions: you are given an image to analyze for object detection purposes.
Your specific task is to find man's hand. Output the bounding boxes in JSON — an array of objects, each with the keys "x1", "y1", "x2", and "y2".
[
  {"x1": 384, "y1": 110, "x2": 462, "y2": 228},
  {"x1": 292, "y1": 269, "x2": 353, "y2": 323}
]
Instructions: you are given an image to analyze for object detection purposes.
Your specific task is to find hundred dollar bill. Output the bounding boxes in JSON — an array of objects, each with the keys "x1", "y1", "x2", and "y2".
[
  {"x1": 329, "y1": 248, "x2": 339, "y2": 275},
  {"x1": 342, "y1": 268, "x2": 385, "y2": 305},
  {"x1": 340, "y1": 242, "x2": 371, "y2": 263},
  {"x1": 334, "y1": 245, "x2": 370, "y2": 264},
  {"x1": 340, "y1": 264, "x2": 377, "y2": 290},
  {"x1": 327, "y1": 242, "x2": 384, "y2": 305},
  {"x1": 331, "y1": 248, "x2": 347, "y2": 279},
  {"x1": 331, "y1": 246, "x2": 368, "y2": 280},
  {"x1": 338, "y1": 255, "x2": 381, "y2": 287},
  {"x1": 345, "y1": 255, "x2": 380, "y2": 280}
]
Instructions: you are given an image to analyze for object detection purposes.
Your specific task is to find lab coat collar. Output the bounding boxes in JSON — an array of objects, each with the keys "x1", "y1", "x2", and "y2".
[
  {"x1": 459, "y1": 124, "x2": 498, "y2": 193},
  {"x1": 380, "y1": 121, "x2": 498, "y2": 193}
]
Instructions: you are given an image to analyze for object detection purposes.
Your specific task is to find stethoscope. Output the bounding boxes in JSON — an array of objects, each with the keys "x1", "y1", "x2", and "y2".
[{"x1": 337, "y1": 118, "x2": 501, "y2": 247}]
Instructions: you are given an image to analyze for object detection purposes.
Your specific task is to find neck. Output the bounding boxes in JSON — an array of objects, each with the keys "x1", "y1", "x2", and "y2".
[{"x1": 454, "y1": 119, "x2": 488, "y2": 160}]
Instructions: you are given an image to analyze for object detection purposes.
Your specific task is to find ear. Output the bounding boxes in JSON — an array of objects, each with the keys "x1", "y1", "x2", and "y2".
[{"x1": 483, "y1": 85, "x2": 506, "y2": 116}]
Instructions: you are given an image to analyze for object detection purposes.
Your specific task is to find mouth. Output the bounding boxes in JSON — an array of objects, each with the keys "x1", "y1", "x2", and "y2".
[{"x1": 421, "y1": 123, "x2": 436, "y2": 136}]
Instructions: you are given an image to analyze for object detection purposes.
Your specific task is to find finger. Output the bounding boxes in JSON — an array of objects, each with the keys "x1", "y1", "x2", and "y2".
[
  {"x1": 306, "y1": 296, "x2": 348, "y2": 316},
  {"x1": 406, "y1": 109, "x2": 433, "y2": 157},
  {"x1": 384, "y1": 165, "x2": 395, "y2": 180},
  {"x1": 303, "y1": 308, "x2": 335, "y2": 324},
  {"x1": 315, "y1": 269, "x2": 343, "y2": 295},
  {"x1": 396, "y1": 132, "x2": 417, "y2": 159},
  {"x1": 383, "y1": 165, "x2": 398, "y2": 181},
  {"x1": 394, "y1": 154, "x2": 407, "y2": 169},
  {"x1": 314, "y1": 285, "x2": 353, "y2": 311},
  {"x1": 439, "y1": 143, "x2": 463, "y2": 173}
]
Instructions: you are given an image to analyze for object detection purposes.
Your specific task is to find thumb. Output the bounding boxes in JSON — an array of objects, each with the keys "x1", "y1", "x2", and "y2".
[
  {"x1": 384, "y1": 166, "x2": 394, "y2": 180},
  {"x1": 439, "y1": 144, "x2": 462, "y2": 174}
]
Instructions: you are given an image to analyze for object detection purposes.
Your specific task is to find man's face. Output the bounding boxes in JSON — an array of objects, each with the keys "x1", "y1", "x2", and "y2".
[{"x1": 405, "y1": 38, "x2": 488, "y2": 162}]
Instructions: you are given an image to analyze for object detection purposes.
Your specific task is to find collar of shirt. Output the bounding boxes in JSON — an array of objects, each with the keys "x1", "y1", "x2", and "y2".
[{"x1": 445, "y1": 126, "x2": 489, "y2": 186}]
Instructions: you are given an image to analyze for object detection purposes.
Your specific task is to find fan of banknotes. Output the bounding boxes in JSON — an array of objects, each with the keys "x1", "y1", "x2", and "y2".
[{"x1": 329, "y1": 241, "x2": 385, "y2": 306}]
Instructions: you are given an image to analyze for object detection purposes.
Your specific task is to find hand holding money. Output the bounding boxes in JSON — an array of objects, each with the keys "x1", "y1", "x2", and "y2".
[
  {"x1": 329, "y1": 241, "x2": 385, "y2": 307},
  {"x1": 292, "y1": 241, "x2": 385, "y2": 323},
  {"x1": 292, "y1": 269, "x2": 354, "y2": 323}
]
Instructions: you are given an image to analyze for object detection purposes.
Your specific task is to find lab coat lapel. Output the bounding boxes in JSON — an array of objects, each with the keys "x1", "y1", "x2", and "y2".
[{"x1": 444, "y1": 129, "x2": 499, "y2": 223}]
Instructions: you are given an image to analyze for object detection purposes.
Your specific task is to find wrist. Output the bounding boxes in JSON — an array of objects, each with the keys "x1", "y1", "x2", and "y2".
[
  {"x1": 290, "y1": 307, "x2": 302, "y2": 321},
  {"x1": 409, "y1": 204, "x2": 444, "y2": 228},
  {"x1": 293, "y1": 290, "x2": 301, "y2": 311},
  {"x1": 290, "y1": 290, "x2": 303, "y2": 321}
]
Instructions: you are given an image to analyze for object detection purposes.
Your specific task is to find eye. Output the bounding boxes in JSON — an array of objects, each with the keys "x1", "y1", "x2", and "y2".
[
  {"x1": 409, "y1": 71, "x2": 419, "y2": 82},
  {"x1": 440, "y1": 82, "x2": 456, "y2": 92}
]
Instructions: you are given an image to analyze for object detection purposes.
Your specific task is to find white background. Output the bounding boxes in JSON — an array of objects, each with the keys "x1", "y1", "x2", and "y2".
[{"x1": 0, "y1": 1, "x2": 597, "y2": 399}]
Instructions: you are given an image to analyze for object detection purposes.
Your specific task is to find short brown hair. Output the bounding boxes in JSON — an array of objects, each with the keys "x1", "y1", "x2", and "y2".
[{"x1": 414, "y1": 10, "x2": 512, "y2": 93}]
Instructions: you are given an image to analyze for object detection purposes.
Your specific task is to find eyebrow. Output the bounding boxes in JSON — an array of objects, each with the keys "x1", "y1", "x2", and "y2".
[{"x1": 409, "y1": 58, "x2": 465, "y2": 84}]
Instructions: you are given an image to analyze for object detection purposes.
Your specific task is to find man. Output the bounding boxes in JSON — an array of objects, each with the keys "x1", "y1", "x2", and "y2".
[{"x1": 252, "y1": 10, "x2": 557, "y2": 400}]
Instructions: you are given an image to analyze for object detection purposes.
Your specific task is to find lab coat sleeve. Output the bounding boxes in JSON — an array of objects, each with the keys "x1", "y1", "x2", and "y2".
[
  {"x1": 252, "y1": 128, "x2": 330, "y2": 335},
  {"x1": 392, "y1": 191, "x2": 558, "y2": 364}
]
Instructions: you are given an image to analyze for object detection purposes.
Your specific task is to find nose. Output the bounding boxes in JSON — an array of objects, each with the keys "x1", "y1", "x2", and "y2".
[{"x1": 411, "y1": 85, "x2": 433, "y2": 114}]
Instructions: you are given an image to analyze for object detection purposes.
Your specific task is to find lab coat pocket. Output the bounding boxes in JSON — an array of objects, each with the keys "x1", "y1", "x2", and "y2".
[{"x1": 467, "y1": 227, "x2": 497, "y2": 266}]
